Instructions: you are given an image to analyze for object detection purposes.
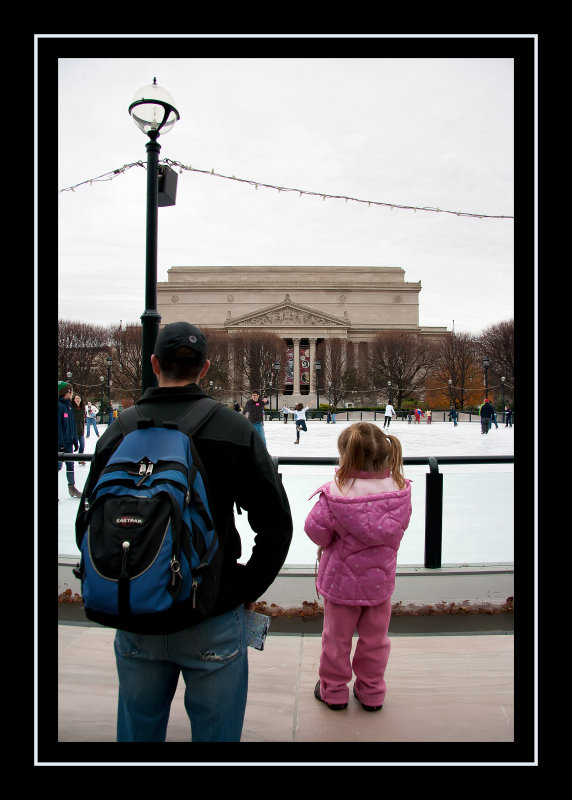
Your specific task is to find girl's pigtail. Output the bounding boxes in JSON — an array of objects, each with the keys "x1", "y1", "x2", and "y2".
[{"x1": 386, "y1": 434, "x2": 406, "y2": 489}]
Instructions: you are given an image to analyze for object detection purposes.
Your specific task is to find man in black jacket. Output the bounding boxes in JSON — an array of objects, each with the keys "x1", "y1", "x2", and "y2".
[
  {"x1": 479, "y1": 398, "x2": 494, "y2": 434},
  {"x1": 76, "y1": 322, "x2": 293, "y2": 742}
]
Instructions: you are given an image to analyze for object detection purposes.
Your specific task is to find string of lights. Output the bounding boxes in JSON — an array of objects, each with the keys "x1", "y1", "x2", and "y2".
[{"x1": 58, "y1": 159, "x2": 514, "y2": 220}]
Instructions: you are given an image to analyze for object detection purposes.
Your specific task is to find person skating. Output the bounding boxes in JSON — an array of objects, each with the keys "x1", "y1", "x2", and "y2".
[
  {"x1": 58, "y1": 381, "x2": 82, "y2": 498},
  {"x1": 242, "y1": 391, "x2": 269, "y2": 445},
  {"x1": 283, "y1": 400, "x2": 312, "y2": 444},
  {"x1": 383, "y1": 402, "x2": 396, "y2": 428}
]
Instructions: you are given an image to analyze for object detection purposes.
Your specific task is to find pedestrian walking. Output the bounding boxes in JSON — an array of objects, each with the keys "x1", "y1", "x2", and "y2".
[{"x1": 304, "y1": 423, "x2": 412, "y2": 711}]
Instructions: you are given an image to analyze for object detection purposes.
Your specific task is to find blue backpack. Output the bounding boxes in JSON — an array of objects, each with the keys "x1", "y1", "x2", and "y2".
[{"x1": 77, "y1": 397, "x2": 222, "y2": 634}]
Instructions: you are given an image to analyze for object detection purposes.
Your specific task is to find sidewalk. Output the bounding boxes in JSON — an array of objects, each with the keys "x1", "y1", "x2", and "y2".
[{"x1": 58, "y1": 623, "x2": 513, "y2": 747}]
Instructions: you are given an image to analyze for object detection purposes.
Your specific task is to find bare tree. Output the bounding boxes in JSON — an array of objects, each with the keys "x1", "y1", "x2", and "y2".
[
  {"x1": 230, "y1": 331, "x2": 287, "y2": 397},
  {"x1": 367, "y1": 333, "x2": 436, "y2": 407},
  {"x1": 203, "y1": 330, "x2": 233, "y2": 395},
  {"x1": 58, "y1": 319, "x2": 111, "y2": 398},
  {"x1": 434, "y1": 331, "x2": 481, "y2": 409},
  {"x1": 108, "y1": 322, "x2": 143, "y2": 403},
  {"x1": 316, "y1": 339, "x2": 349, "y2": 407},
  {"x1": 478, "y1": 319, "x2": 514, "y2": 403}
]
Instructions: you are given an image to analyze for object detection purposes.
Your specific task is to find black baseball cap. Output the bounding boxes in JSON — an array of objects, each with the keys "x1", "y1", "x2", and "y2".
[{"x1": 154, "y1": 322, "x2": 208, "y2": 362}]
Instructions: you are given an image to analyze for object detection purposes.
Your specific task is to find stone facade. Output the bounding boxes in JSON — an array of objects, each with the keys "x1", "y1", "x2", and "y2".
[{"x1": 157, "y1": 266, "x2": 449, "y2": 401}]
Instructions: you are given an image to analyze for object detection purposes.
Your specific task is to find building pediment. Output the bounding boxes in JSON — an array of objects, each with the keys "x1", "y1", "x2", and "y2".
[{"x1": 224, "y1": 297, "x2": 349, "y2": 329}]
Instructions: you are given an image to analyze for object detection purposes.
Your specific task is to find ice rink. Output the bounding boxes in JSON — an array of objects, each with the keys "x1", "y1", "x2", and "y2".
[{"x1": 58, "y1": 415, "x2": 514, "y2": 566}]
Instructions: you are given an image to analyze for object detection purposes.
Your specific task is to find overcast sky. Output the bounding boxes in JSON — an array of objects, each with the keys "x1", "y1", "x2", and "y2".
[{"x1": 54, "y1": 45, "x2": 519, "y2": 336}]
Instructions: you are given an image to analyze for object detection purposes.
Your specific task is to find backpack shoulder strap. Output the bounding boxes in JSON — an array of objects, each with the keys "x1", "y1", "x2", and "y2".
[
  {"x1": 116, "y1": 405, "x2": 155, "y2": 436},
  {"x1": 163, "y1": 396, "x2": 222, "y2": 437},
  {"x1": 116, "y1": 396, "x2": 221, "y2": 439}
]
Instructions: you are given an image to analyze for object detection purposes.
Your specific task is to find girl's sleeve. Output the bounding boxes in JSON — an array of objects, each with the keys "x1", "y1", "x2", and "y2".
[{"x1": 304, "y1": 493, "x2": 335, "y2": 547}]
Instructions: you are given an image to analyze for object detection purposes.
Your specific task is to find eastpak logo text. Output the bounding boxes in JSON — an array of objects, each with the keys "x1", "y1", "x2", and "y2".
[{"x1": 114, "y1": 516, "x2": 145, "y2": 527}]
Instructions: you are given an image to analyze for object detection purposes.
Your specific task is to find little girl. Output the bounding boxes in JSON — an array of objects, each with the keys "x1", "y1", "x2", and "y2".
[
  {"x1": 282, "y1": 401, "x2": 312, "y2": 444},
  {"x1": 304, "y1": 422, "x2": 412, "y2": 712}
]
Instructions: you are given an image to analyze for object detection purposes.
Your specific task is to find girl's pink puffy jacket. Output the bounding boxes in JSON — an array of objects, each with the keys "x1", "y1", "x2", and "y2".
[{"x1": 304, "y1": 470, "x2": 412, "y2": 606}]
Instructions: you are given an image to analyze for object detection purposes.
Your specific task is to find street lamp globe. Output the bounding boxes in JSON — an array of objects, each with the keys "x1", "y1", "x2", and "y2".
[{"x1": 129, "y1": 78, "x2": 180, "y2": 138}]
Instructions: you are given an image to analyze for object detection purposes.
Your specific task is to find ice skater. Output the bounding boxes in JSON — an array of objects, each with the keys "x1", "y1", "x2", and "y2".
[
  {"x1": 479, "y1": 398, "x2": 494, "y2": 434},
  {"x1": 304, "y1": 422, "x2": 412, "y2": 711},
  {"x1": 414, "y1": 408, "x2": 424, "y2": 424},
  {"x1": 283, "y1": 400, "x2": 312, "y2": 444},
  {"x1": 85, "y1": 401, "x2": 100, "y2": 438},
  {"x1": 242, "y1": 390, "x2": 269, "y2": 445},
  {"x1": 383, "y1": 401, "x2": 396, "y2": 428}
]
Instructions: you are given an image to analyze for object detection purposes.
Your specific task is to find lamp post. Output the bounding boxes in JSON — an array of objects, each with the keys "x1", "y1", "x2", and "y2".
[
  {"x1": 387, "y1": 381, "x2": 392, "y2": 404},
  {"x1": 106, "y1": 356, "x2": 113, "y2": 408},
  {"x1": 501, "y1": 376, "x2": 505, "y2": 421},
  {"x1": 448, "y1": 378, "x2": 453, "y2": 407},
  {"x1": 273, "y1": 361, "x2": 280, "y2": 412},
  {"x1": 482, "y1": 357, "x2": 490, "y2": 399},
  {"x1": 99, "y1": 376, "x2": 105, "y2": 423},
  {"x1": 315, "y1": 360, "x2": 321, "y2": 411},
  {"x1": 129, "y1": 79, "x2": 180, "y2": 394}
]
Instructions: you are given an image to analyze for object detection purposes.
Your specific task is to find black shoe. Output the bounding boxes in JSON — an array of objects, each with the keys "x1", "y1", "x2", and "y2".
[
  {"x1": 353, "y1": 685, "x2": 382, "y2": 712},
  {"x1": 314, "y1": 680, "x2": 348, "y2": 711}
]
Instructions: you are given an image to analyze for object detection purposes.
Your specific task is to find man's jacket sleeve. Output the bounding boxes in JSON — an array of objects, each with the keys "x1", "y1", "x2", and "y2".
[{"x1": 221, "y1": 430, "x2": 293, "y2": 606}]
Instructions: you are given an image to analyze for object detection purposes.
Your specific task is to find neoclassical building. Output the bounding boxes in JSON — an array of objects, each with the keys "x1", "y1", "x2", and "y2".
[{"x1": 157, "y1": 266, "x2": 449, "y2": 401}]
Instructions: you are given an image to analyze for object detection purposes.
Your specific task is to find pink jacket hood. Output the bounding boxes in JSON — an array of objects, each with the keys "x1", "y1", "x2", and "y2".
[{"x1": 304, "y1": 472, "x2": 412, "y2": 606}]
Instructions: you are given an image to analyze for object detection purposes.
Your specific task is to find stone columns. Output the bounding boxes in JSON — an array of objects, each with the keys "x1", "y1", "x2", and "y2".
[
  {"x1": 293, "y1": 338, "x2": 300, "y2": 394},
  {"x1": 309, "y1": 338, "x2": 317, "y2": 393}
]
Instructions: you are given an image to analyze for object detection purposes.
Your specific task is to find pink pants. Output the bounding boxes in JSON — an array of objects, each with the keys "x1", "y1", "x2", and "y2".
[{"x1": 319, "y1": 596, "x2": 392, "y2": 706}]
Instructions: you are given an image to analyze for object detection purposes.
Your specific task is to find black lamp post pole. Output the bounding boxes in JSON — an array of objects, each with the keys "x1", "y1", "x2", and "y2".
[{"x1": 141, "y1": 132, "x2": 161, "y2": 394}]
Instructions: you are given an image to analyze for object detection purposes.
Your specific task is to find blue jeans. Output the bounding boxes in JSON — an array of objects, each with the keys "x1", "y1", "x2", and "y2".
[
  {"x1": 252, "y1": 421, "x2": 266, "y2": 445},
  {"x1": 57, "y1": 442, "x2": 75, "y2": 484},
  {"x1": 114, "y1": 606, "x2": 249, "y2": 742},
  {"x1": 86, "y1": 417, "x2": 99, "y2": 436}
]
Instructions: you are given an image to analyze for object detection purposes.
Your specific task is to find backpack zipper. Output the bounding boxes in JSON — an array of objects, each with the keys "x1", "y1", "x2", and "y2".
[{"x1": 121, "y1": 540, "x2": 130, "y2": 578}]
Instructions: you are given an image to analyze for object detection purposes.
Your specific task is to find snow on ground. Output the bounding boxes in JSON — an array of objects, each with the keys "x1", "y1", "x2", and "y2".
[{"x1": 58, "y1": 417, "x2": 514, "y2": 566}]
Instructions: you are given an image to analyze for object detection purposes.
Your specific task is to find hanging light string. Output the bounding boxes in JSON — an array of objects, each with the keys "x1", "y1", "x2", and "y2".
[{"x1": 58, "y1": 158, "x2": 514, "y2": 220}]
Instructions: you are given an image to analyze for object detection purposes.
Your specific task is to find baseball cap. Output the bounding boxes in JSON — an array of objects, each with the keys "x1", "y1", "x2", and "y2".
[{"x1": 154, "y1": 322, "x2": 208, "y2": 362}]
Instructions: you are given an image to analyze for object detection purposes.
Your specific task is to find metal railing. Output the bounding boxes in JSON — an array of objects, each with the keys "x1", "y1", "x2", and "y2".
[
  {"x1": 265, "y1": 410, "x2": 514, "y2": 424},
  {"x1": 58, "y1": 453, "x2": 513, "y2": 569}
]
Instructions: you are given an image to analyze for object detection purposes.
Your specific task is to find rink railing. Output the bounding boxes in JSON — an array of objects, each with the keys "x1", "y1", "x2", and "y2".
[
  {"x1": 267, "y1": 410, "x2": 513, "y2": 424},
  {"x1": 58, "y1": 453, "x2": 514, "y2": 569}
]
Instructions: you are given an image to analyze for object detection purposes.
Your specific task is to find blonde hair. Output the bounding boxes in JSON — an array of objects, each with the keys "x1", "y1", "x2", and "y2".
[{"x1": 335, "y1": 422, "x2": 406, "y2": 491}]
